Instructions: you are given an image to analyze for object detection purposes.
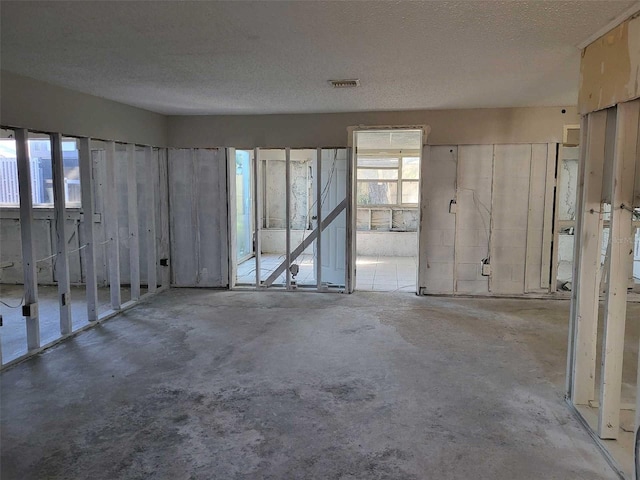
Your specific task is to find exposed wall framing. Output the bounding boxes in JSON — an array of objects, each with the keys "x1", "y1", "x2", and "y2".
[
  {"x1": 567, "y1": 98, "x2": 640, "y2": 478},
  {"x1": 0, "y1": 126, "x2": 170, "y2": 367}
]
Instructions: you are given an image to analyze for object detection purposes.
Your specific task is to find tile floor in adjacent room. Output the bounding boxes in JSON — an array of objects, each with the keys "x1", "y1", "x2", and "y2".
[
  {"x1": 236, "y1": 254, "x2": 417, "y2": 292},
  {"x1": 355, "y1": 255, "x2": 417, "y2": 292}
]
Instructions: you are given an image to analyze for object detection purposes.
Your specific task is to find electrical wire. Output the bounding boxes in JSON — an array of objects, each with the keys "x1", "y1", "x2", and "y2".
[
  {"x1": 36, "y1": 242, "x2": 89, "y2": 263},
  {"x1": 457, "y1": 187, "x2": 491, "y2": 259},
  {"x1": 0, "y1": 296, "x2": 24, "y2": 309}
]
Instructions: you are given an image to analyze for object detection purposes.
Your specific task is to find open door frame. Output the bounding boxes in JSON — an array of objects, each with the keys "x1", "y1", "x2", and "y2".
[{"x1": 347, "y1": 125, "x2": 431, "y2": 295}]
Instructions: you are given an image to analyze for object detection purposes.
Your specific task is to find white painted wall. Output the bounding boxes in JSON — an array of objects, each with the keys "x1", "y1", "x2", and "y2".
[
  {"x1": 167, "y1": 106, "x2": 579, "y2": 148},
  {"x1": 1, "y1": 71, "x2": 167, "y2": 147}
]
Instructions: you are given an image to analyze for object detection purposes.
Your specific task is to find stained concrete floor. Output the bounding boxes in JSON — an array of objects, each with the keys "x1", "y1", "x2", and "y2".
[{"x1": 1, "y1": 289, "x2": 631, "y2": 480}]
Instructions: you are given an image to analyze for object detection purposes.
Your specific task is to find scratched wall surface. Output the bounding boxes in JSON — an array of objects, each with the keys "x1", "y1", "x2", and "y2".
[{"x1": 579, "y1": 13, "x2": 640, "y2": 114}]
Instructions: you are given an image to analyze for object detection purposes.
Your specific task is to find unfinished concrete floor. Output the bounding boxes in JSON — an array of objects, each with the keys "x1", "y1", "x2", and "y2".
[{"x1": 1, "y1": 289, "x2": 629, "y2": 480}]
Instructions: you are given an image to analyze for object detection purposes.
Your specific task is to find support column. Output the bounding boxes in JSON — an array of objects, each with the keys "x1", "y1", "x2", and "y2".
[
  {"x1": 316, "y1": 148, "x2": 323, "y2": 291},
  {"x1": 253, "y1": 148, "x2": 262, "y2": 288},
  {"x1": 15, "y1": 129, "x2": 40, "y2": 350},
  {"x1": 570, "y1": 110, "x2": 607, "y2": 405},
  {"x1": 104, "y1": 141, "x2": 121, "y2": 309},
  {"x1": 127, "y1": 144, "x2": 140, "y2": 300},
  {"x1": 285, "y1": 148, "x2": 291, "y2": 289},
  {"x1": 78, "y1": 137, "x2": 98, "y2": 321},
  {"x1": 51, "y1": 133, "x2": 72, "y2": 335},
  {"x1": 566, "y1": 116, "x2": 588, "y2": 397},
  {"x1": 346, "y1": 147, "x2": 355, "y2": 293},
  {"x1": 226, "y1": 148, "x2": 237, "y2": 288},
  {"x1": 599, "y1": 100, "x2": 639, "y2": 439}
]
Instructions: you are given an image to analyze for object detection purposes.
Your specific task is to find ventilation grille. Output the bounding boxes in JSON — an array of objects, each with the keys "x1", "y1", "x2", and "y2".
[{"x1": 328, "y1": 79, "x2": 360, "y2": 88}]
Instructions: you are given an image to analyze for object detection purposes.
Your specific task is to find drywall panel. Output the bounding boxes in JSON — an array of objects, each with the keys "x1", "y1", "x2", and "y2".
[
  {"x1": 455, "y1": 145, "x2": 493, "y2": 294},
  {"x1": 578, "y1": 13, "x2": 640, "y2": 115},
  {"x1": 1, "y1": 71, "x2": 167, "y2": 146},
  {"x1": 490, "y1": 144, "x2": 532, "y2": 294},
  {"x1": 422, "y1": 146, "x2": 457, "y2": 293},
  {"x1": 168, "y1": 148, "x2": 228, "y2": 287},
  {"x1": 168, "y1": 107, "x2": 578, "y2": 149}
]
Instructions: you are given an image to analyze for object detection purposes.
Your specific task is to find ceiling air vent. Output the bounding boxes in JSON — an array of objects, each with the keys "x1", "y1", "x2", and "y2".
[{"x1": 328, "y1": 79, "x2": 360, "y2": 88}]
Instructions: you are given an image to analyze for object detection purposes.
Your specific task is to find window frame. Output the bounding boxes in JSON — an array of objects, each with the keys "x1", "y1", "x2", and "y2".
[{"x1": 356, "y1": 153, "x2": 420, "y2": 207}]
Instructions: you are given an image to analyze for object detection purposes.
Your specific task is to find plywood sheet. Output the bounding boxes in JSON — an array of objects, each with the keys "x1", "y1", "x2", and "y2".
[{"x1": 579, "y1": 14, "x2": 640, "y2": 114}]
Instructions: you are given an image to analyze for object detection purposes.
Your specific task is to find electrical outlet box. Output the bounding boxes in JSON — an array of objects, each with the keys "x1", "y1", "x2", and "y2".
[
  {"x1": 22, "y1": 303, "x2": 38, "y2": 318},
  {"x1": 481, "y1": 262, "x2": 491, "y2": 276},
  {"x1": 449, "y1": 200, "x2": 457, "y2": 214},
  {"x1": 160, "y1": 258, "x2": 170, "y2": 267}
]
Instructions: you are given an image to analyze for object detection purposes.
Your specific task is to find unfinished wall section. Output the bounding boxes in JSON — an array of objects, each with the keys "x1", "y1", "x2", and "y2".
[
  {"x1": 567, "y1": 10, "x2": 640, "y2": 477},
  {"x1": 168, "y1": 148, "x2": 228, "y2": 287}
]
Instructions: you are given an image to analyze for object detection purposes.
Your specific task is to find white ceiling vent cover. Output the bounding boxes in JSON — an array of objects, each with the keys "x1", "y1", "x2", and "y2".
[{"x1": 329, "y1": 79, "x2": 360, "y2": 88}]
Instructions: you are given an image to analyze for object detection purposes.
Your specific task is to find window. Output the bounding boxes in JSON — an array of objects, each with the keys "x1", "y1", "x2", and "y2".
[
  {"x1": 0, "y1": 134, "x2": 81, "y2": 207},
  {"x1": 356, "y1": 155, "x2": 419, "y2": 206}
]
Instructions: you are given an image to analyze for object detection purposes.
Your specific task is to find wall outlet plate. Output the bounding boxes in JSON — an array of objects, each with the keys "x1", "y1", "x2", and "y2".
[
  {"x1": 22, "y1": 303, "x2": 38, "y2": 318},
  {"x1": 481, "y1": 262, "x2": 491, "y2": 276}
]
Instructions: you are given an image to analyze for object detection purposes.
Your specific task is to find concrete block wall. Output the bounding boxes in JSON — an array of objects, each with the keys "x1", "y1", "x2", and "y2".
[
  {"x1": 455, "y1": 145, "x2": 493, "y2": 294},
  {"x1": 168, "y1": 148, "x2": 228, "y2": 287},
  {"x1": 422, "y1": 146, "x2": 457, "y2": 293},
  {"x1": 422, "y1": 143, "x2": 557, "y2": 295}
]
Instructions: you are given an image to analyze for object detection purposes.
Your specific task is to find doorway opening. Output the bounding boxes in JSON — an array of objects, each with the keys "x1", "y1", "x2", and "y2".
[{"x1": 353, "y1": 129, "x2": 422, "y2": 292}]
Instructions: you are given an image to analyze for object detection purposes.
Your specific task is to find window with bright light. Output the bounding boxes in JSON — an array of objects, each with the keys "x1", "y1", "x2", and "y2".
[
  {"x1": 0, "y1": 135, "x2": 81, "y2": 207},
  {"x1": 356, "y1": 155, "x2": 419, "y2": 206}
]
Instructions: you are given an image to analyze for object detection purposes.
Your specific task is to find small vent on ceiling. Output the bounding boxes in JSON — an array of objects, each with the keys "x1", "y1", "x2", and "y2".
[{"x1": 329, "y1": 79, "x2": 360, "y2": 88}]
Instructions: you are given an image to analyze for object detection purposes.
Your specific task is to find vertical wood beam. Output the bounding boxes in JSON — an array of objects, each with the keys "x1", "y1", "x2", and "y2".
[
  {"x1": 346, "y1": 147, "x2": 355, "y2": 293},
  {"x1": 126, "y1": 144, "x2": 140, "y2": 300},
  {"x1": 145, "y1": 146, "x2": 158, "y2": 294},
  {"x1": 51, "y1": 133, "x2": 72, "y2": 334},
  {"x1": 285, "y1": 148, "x2": 292, "y2": 289},
  {"x1": 253, "y1": 148, "x2": 262, "y2": 288},
  {"x1": 634, "y1": 100, "x2": 640, "y2": 475},
  {"x1": 316, "y1": 148, "x2": 323, "y2": 291},
  {"x1": 567, "y1": 116, "x2": 589, "y2": 398},
  {"x1": 571, "y1": 110, "x2": 607, "y2": 406},
  {"x1": 79, "y1": 137, "x2": 98, "y2": 321},
  {"x1": 599, "y1": 101, "x2": 639, "y2": 439},
  {"x1": 104, "y1": 141, "x2": 121, "y2": 309},
  {"x1": 15, "y1": 128, "x2": 40, "y2": 350},
  {"x1": 226, "y1": 148, "x2": 237, "y2": 288}
]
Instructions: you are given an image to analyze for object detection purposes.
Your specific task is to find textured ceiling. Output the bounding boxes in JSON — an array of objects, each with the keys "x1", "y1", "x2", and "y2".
[{"x1": 0, "y1": 1, "x2": 636, "y2": 115}]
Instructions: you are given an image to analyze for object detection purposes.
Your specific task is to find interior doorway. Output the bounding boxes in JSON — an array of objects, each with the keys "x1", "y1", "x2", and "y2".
[{"x1": 352, "y1": 129, "x2": 422, "y2": 292}]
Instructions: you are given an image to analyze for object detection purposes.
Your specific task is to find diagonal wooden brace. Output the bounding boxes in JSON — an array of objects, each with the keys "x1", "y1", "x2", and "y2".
[{"x1": 263, "y1": 198, "x2": 347, "y2": 287}]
